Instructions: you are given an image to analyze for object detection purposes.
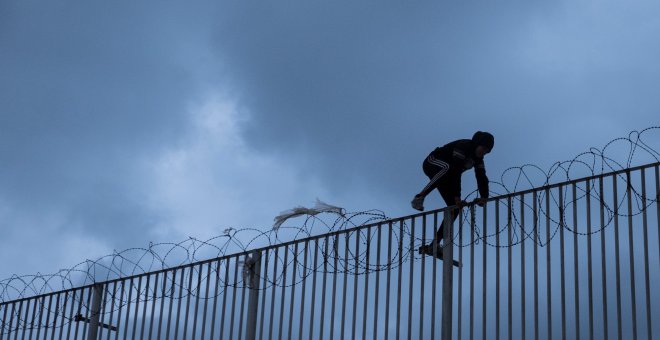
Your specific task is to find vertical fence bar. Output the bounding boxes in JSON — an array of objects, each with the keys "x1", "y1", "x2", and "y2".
[
  {"x1": 139, "y1": 274, "x2": 151, "y2": 340},
  {"x1": 267, "y1": 248, "x2": 279, "y2": 340},
  {"x1": 105, "y1": 282, "x2": 117, "y2": 340},
  {"x1": 258, "y1": 252, "x2": 269, "y2": 340},
  {"x1": 5, "y1": 302, "x2": 14, "y2": 340},
  {"x1": 277, "y1": 248, "x2": 289, "y2": 340},
  {"x1": 123, "y1": 280, "x2": 135, "y2": 340},
  {"x1": 418, "y1": 217, "x2": 425, "y2": 340},
  {"x1": 9, "y1": 300, "x2": 16, "y2": 340},
  {"x1": 132, "y1": 276, "x2": 142, "y2": 340},
  {"x1": 355, "y1": 229, "x2": 363, "y2": 340},
  {"x1": 496, "y1": 199, "x2": 501, "y2": 340},
  {"x1": 238, "y1": 261, "x2": 248, "y2": 340},
  {"x1": 147, "y1": 273, "x2": 159, "y2": 340},
  {"x1": 191, "y1": 265, "x2": 202, "y2": 340},
  {"x1": 319, "y1": 237, "x2": 329, "y2": 340},
  {"x1": 626, "y1": 171, "x2": 638, "y2": 340},
  {"x1": 18, "y1": 301, "x2": 25, "y2": 340},
  {"x1": 431, "y1": 213, "x2": 438, "y2": 340},
  {"x1": 341, "y1": 233, "x2": 349, "y2": 340},
  {"x1": 43, "y1": 294, "x2": 53, "y2": 340},
  {"x1": 23, "y1": 298, "x2": 32, "y2": 340},
  {"x1": 406, "y1": 221, "x2": 414, "y2": 340},
  {"x1": 559, "y1": 185, "x2": 566, "y2": 340},
  {"x1": 613, "y1": 174, "x2": 622, "y2": 340},
  {"x1": 173, "y1": 270, "x2": 185, "y2": 340},
  {"x1": 240, "y1": 262, "x2": 249, "y2": 340},
  {"x1": 114, "y1": 281, "x2": 125, "y2": 340},
  {"x1": 30, "y1": 295, "x2": 40, "y2": 340},
  {"x1": 533, "y1": 190, "x2": 539, "y2": 340},
  {"x1": 600, "y1": 176, "x2": 609, "y2": 340},
  {"x1": 165, "y1": 270, "x2": 177, "y2": 340},
  {"x1": 62, "y1": 293, "x2": 71, "y2": 340},
  {"x1": 231, "y1": 255, "x2": 243, "y2": 340},
  {"x1": 573, "y1": 183, "x2": 580, "y2": 340},
  {"x1": 60, "y1": 290, "x2": 70, "y2": 340},
  {"x1": 507, "y1": 196, "x2": 512, "y2": 340},
  {"x1": 123, "y1": 279, "x2": 133, "y2": 340},
  {"x1": 299, "y1": 241, "x2": 309, "y2": 340},
  {"x1": 220, "y1": 262, "x2": 230, "y2": 339},
  {"x1": 16, "y1": 300, "x2": 24, "y2": 340},
  {"x1": 441, "y1": 209, "x2": 454, "y2": 340},
  {"x1": 656, "y1": 165, "x2": 660, "y2": 266},
  {"x1": 246, "y1": 251, "x2": 262, "y2": 340},
  {"x1": 521, "y1": 194, "x2": 526, "y2": 340},
  {"x1": 330, "y1": 236, "x2": 338, "y2": 340},
  {"x1": 45, "y1": 297, "x2": 53, "y2": 340},
  {"x1": 156, "y1": 273, "x2": 166, "y2": 340},
  {"x1": 140, "y1": 275, "x2": 150, "y2": 340},
  {"x1": 199, "y1": 264, "x2": 212, "y2": 340},
  {"x1": 470, "y1": 206, "x2": 475, "y2": 340},
  {"x1": 587, "y1": 180, "x2": 594, "y2": 340},
  {"x1": 458, "y1": 214, "x2": 463, "y2": 340},
  {"x1": 87, "y1": 284, "x2": 104, "y2": 340},
  {"x1": 641, "y1": 169, "x2": 652, "y2": 339},
  {"x1": 385, "y1": 221, "x2": 393, "y2": 340},
  {"x1": 483, "y1": 203, "x2": 488, "y2": 340},
  {"x1": 373, "y1": 224, "x2": 382, "y2": 340},
  {"x1": 16, "y1": 300, "x2": 25, "y2": 340},
  {"x1": 396, "y1": 220, "x2": 403, "y2": 340},
  {"x1": 309, "y1": 239, "x2": 320, "y2": 340},
  {"x1": 0, "y1": 302, "x2": 7, "y2": 340},
  {"x1": 7, "y1": 302, "x2": 15, "y2": 340},
  {"x1": 363, "y1": 226, "x2": 372, "y2": 340},
  {"x1": 288, "y1": 244, "x2": 298, "y2": 340},
  {"x1": 18, "y1": 301, "x2": 27, "y2": 340},
  {"x1": 183, "y1": 266, "x2": 195, "y2": 340},
  {"x1": 97, "y1": 287, "x2": 109, "y2": 340},
  {"x1": 545, "y1": 188, "x2": 552, "y2": 340},
  {"x1": 76, "y1": 289, "x2": 91, "y2": 339},
  {"x1": 50, "y1": 293, "x2": 61, "y2": 340}
]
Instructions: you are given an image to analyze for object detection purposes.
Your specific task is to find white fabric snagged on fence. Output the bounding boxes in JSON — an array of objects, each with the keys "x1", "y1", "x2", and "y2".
[{"x1": 272, "y1": 199, "x2": 345, "y2": 230}]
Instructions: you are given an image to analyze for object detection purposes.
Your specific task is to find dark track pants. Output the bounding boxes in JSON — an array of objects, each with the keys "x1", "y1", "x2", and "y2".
[{"x1": 422, "y1": 155, "x2": 459, "y2": 242}]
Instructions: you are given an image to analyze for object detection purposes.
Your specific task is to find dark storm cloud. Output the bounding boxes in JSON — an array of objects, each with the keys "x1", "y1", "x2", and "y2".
[
  {"x1": 1, "y1": 0, "x2": 659, "y2": 280},
  {"x1": 210, "y1": 1, "x2": 660, "y2": 202},
  {"x1": 0, "y1": 2, "x2": 214, "y2": 243}
]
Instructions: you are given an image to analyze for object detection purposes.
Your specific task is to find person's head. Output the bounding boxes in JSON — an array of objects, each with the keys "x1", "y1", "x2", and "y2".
[{"x1": 472, "y1": 131, "x2": 494, "y2": 158}]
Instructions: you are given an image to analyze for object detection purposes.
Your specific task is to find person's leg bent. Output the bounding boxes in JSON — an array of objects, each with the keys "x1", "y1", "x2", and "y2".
[
  {"x1": 419, "y1": 155, "x2": 450, "y2": 198},
  {"x1": 434, "y1": 187, "x2": 459, "y2": 242}
]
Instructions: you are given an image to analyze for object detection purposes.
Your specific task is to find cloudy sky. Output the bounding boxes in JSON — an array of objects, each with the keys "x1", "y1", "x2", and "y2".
[{"x1": 1, "y1": 1, "x2": 659, "y2": 280}]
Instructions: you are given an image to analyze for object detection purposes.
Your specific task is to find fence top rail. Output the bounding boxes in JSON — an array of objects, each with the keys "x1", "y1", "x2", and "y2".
[{"x1": 1, "y1": 161, "x2": 658, "y2": 306}]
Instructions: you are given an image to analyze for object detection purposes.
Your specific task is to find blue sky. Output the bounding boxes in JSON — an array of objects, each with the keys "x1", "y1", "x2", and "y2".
[{"x1": 1, "y1": 0, "x2": 658, "y2": 281}]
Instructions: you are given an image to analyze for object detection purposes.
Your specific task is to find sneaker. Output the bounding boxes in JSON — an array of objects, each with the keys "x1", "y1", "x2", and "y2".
[
  {"x1": 420, "y1": 242, "x2": 443, "y2": 256},
  {"x1": 411, "y1": 195, "x2": 424, "y2": 211}
]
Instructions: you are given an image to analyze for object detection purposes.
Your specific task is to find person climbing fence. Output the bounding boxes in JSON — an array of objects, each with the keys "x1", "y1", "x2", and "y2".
[{"x1": 412, "y1": 131, "x2": 494, "y2": 256}]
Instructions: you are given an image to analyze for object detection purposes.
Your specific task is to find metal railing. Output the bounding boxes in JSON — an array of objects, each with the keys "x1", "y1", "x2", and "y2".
[{"x1": 1, "y1": 162, "x2": 659, "y2": 339}]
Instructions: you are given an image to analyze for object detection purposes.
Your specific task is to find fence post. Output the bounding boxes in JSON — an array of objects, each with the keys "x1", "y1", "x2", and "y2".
[
  {"x1": 87, "y1": 284, "x2": 104, "y2": 340},
  {"x1": 441, "y1": 209, "x2": 455, "y2": 340},
  {"x1": 245, "y1": 251, "x2": 262, "y2": 340}
]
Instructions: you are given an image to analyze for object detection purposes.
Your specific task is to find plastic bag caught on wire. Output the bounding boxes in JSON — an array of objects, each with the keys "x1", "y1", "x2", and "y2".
[{"x1": 272, "y1": 199, "x2": 345, "y2": 230}]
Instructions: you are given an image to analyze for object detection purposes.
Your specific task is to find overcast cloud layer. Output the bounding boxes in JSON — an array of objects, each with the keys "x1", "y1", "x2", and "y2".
[{"x1": 1, "y1": 1, "x2": 659, "y2": 279}]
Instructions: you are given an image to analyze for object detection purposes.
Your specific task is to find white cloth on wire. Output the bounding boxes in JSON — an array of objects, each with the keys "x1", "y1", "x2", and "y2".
[{"x1": 272, "y1": 199, "x2": 345, "y2": 230}]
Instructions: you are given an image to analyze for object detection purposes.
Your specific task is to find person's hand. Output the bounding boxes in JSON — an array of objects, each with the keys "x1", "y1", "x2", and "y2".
[
  {"x1": 475, "y1": 198, "x2": 487, "y2": 207},
  {"x1": 454, "y1": 198, "x2": 468, "y2": 209}
]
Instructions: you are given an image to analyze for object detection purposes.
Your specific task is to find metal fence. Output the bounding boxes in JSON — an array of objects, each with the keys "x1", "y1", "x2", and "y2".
[{"x1": 1, "y1": 162, "x2": 659, "y2": 340}]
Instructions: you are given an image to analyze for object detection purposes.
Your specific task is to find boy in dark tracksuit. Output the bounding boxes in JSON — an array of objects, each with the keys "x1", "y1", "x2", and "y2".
[{"x1": 411, "y1": 131, "x2": 494, "y2": 252}]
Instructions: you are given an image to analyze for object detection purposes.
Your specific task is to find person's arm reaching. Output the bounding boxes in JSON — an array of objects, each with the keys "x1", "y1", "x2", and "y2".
[{"x1": 475, "y1": 159, "x2": 489, "y2": 206}]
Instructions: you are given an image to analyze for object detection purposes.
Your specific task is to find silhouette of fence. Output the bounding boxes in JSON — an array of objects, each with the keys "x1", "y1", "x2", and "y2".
[{"x1": 1, "y1": 162, "x2": 658, "y2": 339}]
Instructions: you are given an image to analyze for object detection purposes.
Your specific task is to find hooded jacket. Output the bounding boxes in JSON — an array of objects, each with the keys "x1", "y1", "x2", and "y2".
[{"x1": 428, "y1": 139, "x2": 489, "y2": 199}]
